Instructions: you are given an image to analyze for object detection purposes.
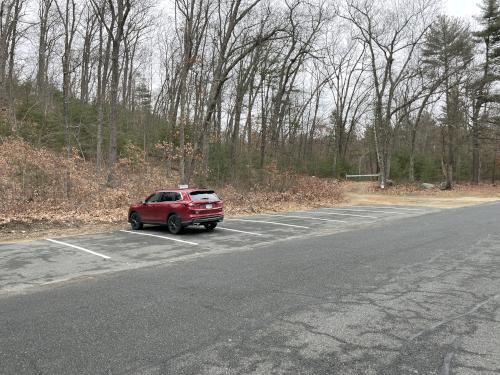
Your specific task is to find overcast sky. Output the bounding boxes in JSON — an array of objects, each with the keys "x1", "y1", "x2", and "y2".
[{"x1": 446, "y1": 0, "x2": 481, "y2": 18}]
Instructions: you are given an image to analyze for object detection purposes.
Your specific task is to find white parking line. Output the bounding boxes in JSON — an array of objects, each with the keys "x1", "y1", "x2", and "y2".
[
  {"x1": 319, "y1": 208, "x2": 406, "y2": 215},
  {"x1": 120, "y1": 230, "x2": 199, "y2": 245},
  {"x1": 355, "y1": 205, "x2": 424, "y2": 211},
  {"x1": 265, "y1": 214, "x2": 348, "y2": 223},
  {"x1": 309, "y1": 211, "x2": 378, "y2": 219},
  {"x1": 227, "y1": 219, "x2": 310, "y2": 229},
  {"x1": 46, "y1": 239, "x2": 111, "y2": 260},
  {"x1": 217, "y1": 227, "x2": 264, "y2": 236}
]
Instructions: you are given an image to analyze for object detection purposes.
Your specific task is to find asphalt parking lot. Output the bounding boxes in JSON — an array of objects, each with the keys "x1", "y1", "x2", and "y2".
[
  {"x1": 1, "y1": 202, "x2": 500, "y2": 374},
  {"x1": 0, "y1": 205, "x2": 439, "y2": 294}
]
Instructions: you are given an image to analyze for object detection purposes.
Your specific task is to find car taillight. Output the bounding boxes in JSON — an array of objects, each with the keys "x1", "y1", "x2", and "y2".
[{"x1": 187, "y1": 203, "x2": 201, "y2": 211}]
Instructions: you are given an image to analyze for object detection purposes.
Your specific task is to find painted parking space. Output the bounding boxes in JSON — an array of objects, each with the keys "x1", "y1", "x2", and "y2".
[
  {"x1": 294, "y1": 211, "x2": 378, "y2": 219},
  {"x1": 46, "y1": 238, "x2": 112, "y2": 259},
  {"x1": 345, "y1": 205, "x2": 440, "y2": 220},
  {"x1": 0, "y1": 205, "x2": 440, "y2": 293},
  {"x1": 226, "y1": 218, "x2": 310, "y2": 229},
  {"x1": 320, "y1": 208, "x2": 407, "y2": 215},
  {"x1": 0, "y1": 240, "x2": 112, "y2": 292},
  {"x1": 120, "y1": 230, "x2": 200, "y2": 245},
  {"x1": 264, "y1": 213, "x2": 348, "y2": 223},
  {"x1": 351, "y1": 205, "x2": 427, "y2": 211},
  {"x1": 52, "y1": 230, "x2": 205, "y2": 263},
  {"x1": 221, "y1": 219, "x2": 312, "y2": 235}
]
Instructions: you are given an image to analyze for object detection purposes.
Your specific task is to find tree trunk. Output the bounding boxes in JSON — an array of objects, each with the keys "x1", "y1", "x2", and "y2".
[
  {"x1": 96, "y1": 15, "x2": 104, "y2": 172},
  {"x1": 472, "y1": 120, "x2": 480, "y2": 184},
  {"x1": 7, "y1": 0, "x2": 22, "y2": 131},
  {"x1": 55, "y1": 0, "x2": 77, "y2": 198},
  {"x1": 96, "y1": 4, "x2": 114, "y2": 172},
  {"x1": 409, "y1": 152, "x2": 415, "y2": 182},
  {"x1": 36, "y1": 0, "x2": 52, "y2": 106},
  {"x1": 492, "y1": 147, "x2": 497, "y2": 185},
  {"x1": 107, "y1": 37, "x2": 121, "y2": 185},
  {"x1": 0, "y1": 1, "x2": 12, "y2": 113},
  {"x1": 80, "y1": 15, "x2": 94, "y2": 103},
  {"x1": 105, "y1": 0, "x2": 130, "y2": 186},
  {"x1": 121, "y1": 37, "x2": 129, "y2": 105},
  {"x1": 259, "y1": 74, "x2": 268, "y2": 169},
  {"x1": 179, "y1": 88, "x2": 187, "y2": 184}
]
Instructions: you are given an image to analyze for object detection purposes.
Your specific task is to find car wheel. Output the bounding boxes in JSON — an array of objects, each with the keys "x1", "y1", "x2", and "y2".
[
  {"x1": 130, "y1": 212, "x2": 143, "y2": 230},
  {"x1": 204, "y1": 222, "x2": 217, "y2": 231},
  {"x1": 167, "y1": 214, "x2": 182, "y2": 234}
]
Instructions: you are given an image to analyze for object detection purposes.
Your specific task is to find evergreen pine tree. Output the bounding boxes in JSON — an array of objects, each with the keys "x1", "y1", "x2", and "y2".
[{"x1": 474, "y1": 0, "x2": 500, "y2": 81}]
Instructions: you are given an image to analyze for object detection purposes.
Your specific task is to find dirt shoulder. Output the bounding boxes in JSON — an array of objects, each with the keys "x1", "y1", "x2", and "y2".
[
  {"x1": 346, "y1": 193, "x2": 500, "y2": 208},
  {"x1": 344, "y1": 182, "x2": 500, "y2": 208}
]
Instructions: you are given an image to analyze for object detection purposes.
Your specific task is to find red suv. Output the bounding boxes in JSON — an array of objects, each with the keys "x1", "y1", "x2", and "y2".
[{"x1": 128, "y1": 188, "x2": 224, "y2": 234}]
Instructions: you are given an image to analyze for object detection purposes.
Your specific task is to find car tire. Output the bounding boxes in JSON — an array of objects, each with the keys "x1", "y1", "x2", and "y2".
[
  {"x1": 204, "y1": 223, "x2": 217, "y2": 231},
  {"x1": 130, "y1": 212, "x2": 143, "y2": 230},
  {"x1": 167, "y1": 214, "x2": 183, "y2": 234}
]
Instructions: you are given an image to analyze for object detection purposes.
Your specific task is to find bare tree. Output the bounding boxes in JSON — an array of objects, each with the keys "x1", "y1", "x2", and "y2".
[
  {"x1": 80, "y1": 3, "x2": 97, "y2": 104},
  {"x1": 36, "y1": 0, "x2": 55, "y2": 107},
  {"x1": 92, "y1": 0, "x2": 132, "y2": 184},
  {"x1": 121, "y1": 3, "x2": 154, "y2": 108},
  {"x1": 93, "y1": 0, "x2": 114, "y2": 172},
  {"x1": 5, "y1": 0, "x2": 26, "y2": 131},
  {"x1": 342, "y1": 0, "x2": 438, "y2": 188},
  {"x1": 0, "y1": 0, "x2": 24, "y2": 115},
  {"x1": 173, "y1": 0, "x2": 213, "y2": 183},
  {"x1": 55, "y1": 0, "x2": 80, "y2": 196},
  {"x1": 323, "y1": 29, "x2": 370, "y2": 177},
  {"x1": 264, "y1": 0, "x2": 328, "y2": 166},
  {"x1": 189, "y1": 0, "x2": 281, "y2": 181}
]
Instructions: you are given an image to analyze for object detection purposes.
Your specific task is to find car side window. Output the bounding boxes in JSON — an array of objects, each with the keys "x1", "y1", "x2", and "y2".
[
  {"x1": 146, "y1": 193, "x2": 162, "y2": 203},
  {"x1": 161, "y1": 192, "x2": 173, "y2": 202},
  {"x1": 160, "y1": 192, "x2": 179, "y2": 202},
  {"x1": 162, "y1": 192, "x2": 182, "y2": 202}
]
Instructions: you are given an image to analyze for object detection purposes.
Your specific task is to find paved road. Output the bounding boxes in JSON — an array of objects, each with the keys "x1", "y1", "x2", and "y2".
[{"x1": 0, "y1": 203, "x2": 499, "y2": 374}]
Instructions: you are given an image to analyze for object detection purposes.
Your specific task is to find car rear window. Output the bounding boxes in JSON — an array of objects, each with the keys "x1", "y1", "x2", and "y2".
[{"x1": 189, "y1": 191, "x2": 219, "y2": 201}]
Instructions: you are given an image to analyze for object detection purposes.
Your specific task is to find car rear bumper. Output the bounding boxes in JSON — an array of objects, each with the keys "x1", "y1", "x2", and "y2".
[{"x1": 182, "y1": 215, "x2": 224, "y2": 226}]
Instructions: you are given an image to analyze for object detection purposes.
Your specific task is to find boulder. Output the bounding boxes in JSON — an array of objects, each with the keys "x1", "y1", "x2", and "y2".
[
  {"x1": 440, "y1": 182, "x2": 451, "y2": 190},
  {"x1": 420, "y1": 183, "x2": 435, "y2": 190}
]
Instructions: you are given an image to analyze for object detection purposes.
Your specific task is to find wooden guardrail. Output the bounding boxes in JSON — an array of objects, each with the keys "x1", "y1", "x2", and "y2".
[{"x1": 345, "y1": 174, "x2": 380, "y2": 180}]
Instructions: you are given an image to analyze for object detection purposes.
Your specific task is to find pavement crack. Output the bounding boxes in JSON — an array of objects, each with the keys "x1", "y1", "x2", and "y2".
[
  {"x1": 440, "y1": 352, "x2": 454, "y2": 375},
  {"x1": 408, "y1": 293, "x2": 500, "y2": 341}
]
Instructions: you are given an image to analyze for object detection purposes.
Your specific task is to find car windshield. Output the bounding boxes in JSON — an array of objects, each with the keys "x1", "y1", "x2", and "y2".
[{"x1": 189, "y1": 191, "x2": 219, "y2": 201}]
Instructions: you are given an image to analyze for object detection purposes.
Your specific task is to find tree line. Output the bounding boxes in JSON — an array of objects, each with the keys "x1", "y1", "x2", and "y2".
[{"x1": 1, "y1": 0, "x2": 499, "y2": 191}]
